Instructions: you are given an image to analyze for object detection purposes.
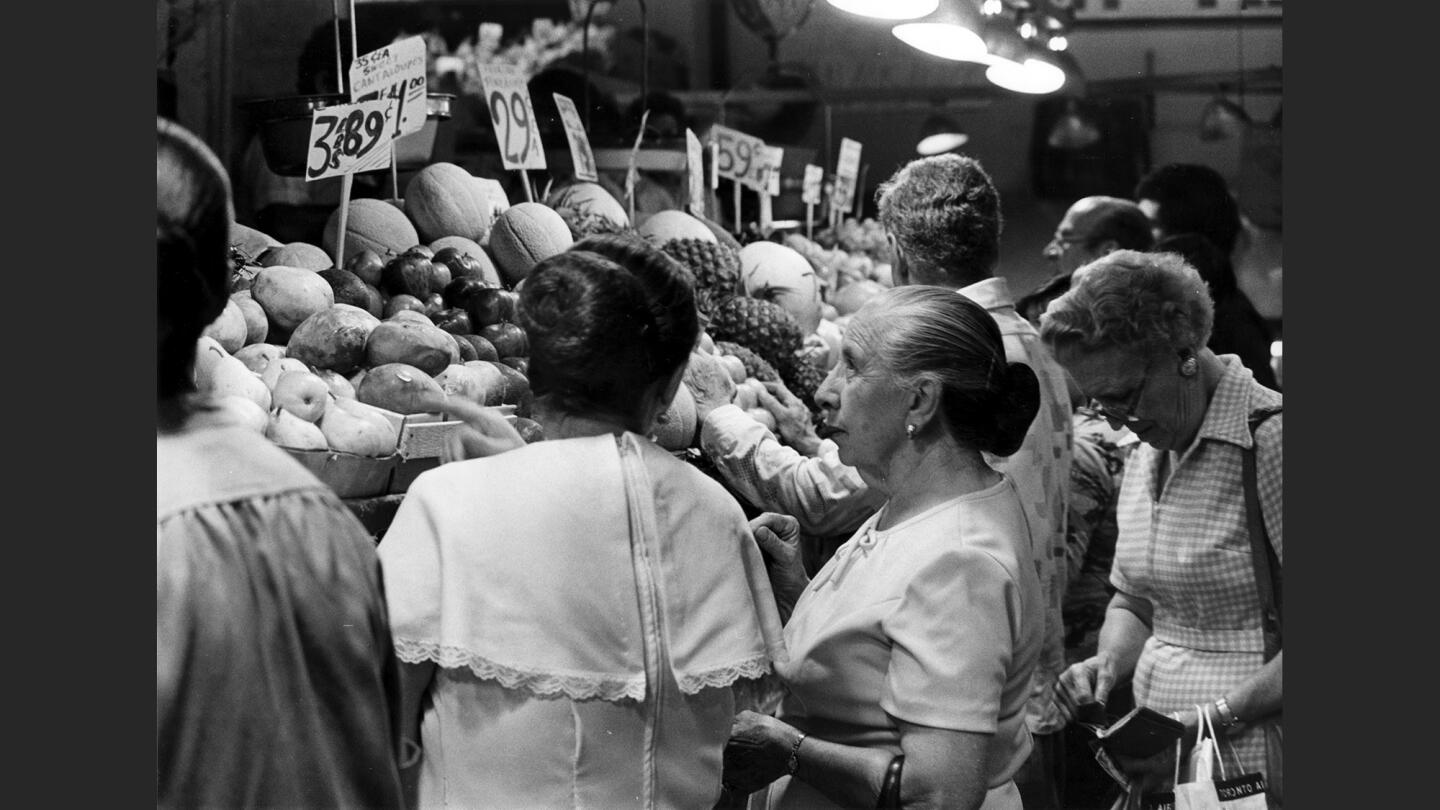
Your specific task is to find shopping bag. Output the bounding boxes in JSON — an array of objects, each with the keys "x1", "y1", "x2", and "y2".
[{"x1": 1140, "y1": 707, "x2": 1269, "y2": 810}]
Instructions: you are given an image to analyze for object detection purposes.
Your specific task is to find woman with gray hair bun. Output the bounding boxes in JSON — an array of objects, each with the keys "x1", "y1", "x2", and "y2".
[
  {"x1": 1041, "y1": 250, "x2": 1283, "y2": 808},
  {"x1": 723, "y1": 285, "x2": 1046, "y2": 810}
]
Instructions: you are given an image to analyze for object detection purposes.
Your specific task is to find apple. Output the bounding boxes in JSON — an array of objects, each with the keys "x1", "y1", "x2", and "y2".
[
  {"x1": 480, "y1": 322, "x2": 528, "y2": 358},
  {"x1": 381, "y1": 253, "x2": 435, "y2": 299},
  {"x1": 717, "y1": 354, "x2": 747, "y2": 385},
  {"x1": 261, "y1": 356, "x2": 310, "y2": 391},
  {"x1": 433, "y1": 247, "x2": 496, "y2": 286},
  {"x1": 271, "y1": 369, "x2": 331, "y2": 422},
  {"x1": 463, "y1": 287, "x2": 516, "y2": 329},
  {"x1": 265, "y1": 407, "x2": 327, "y2": 451},
  {"x1": 402, "y1": 244, "x2": 435, "y2": 260},
  {"x1": 233, "y1": 343, "x2": 286, "y2": 376},
  {"x1": 451, "y1": 333, "x2": 477, "y2": 363},
  {"x1": 431, "y1": 308, "x2": 473, "y2": 336},
  {"x1": 443, "y1": 277, "x2": 492, "y2": 310},
  {"x1": 499, "y1": 356, "x2": 529, "y2": 376},
  {"x1": 427, "y1": 261, "x2": 452, "y2": 295},
  {"x1": 345, "y1": 248, "x2": 385, "y2": 287},
  {"x1": 423, "y1": 292, "x2": 446, "y2": 317}
]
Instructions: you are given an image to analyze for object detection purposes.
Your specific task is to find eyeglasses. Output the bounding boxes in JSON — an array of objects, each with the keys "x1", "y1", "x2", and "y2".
[
  {"x1": 1088, "y1": 371, "x2": 1150, "y2": 427},
  {"x1": 1047, "y1": 230, "x2": 1091, "y2": 251}
]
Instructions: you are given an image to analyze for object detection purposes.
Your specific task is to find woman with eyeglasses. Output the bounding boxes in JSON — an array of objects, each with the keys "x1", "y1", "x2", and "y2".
[{"x1": 1038, "y1": 250, "x2": 1283, "y2": 808}]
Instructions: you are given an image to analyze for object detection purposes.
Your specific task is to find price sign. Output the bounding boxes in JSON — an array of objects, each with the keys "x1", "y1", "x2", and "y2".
[
  {"x1": 473, "y1": 177, "x2": 511, "y2": 231},
  {"x1": 552, "y1": 93, "x2": 597, "y2": 182},
  {"x1": 710, "y1": 124, "x2": 769, "y2": 192},
  {"x1": 478, "y1": 63, "x2": 547, "y2": 170},
  {"x1": 833, "y1": 137, "x2": 863, "y2": 213},
  {"x1": 802, "y1": 164, "x2": 823, "y2": 205},
  {"x1": 686, "y1": 128, "x2": 706, "y2": 216},
  {"x1": 348, "y1": 36, "x2": 428, "y2": 139},
  {"x1": 764, "y1": 146, "x2": 785, "y2": 197},
  {"x1": 305, "y1": 98, "x2": 395, "y2": 181}
]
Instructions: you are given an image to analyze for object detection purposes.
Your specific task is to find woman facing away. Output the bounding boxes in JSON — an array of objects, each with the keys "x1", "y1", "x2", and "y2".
[
  {"x1": 1041, "y1": 250, "x2": 1283, "y2": 808},
  {"x1": 376, "y1": 234, "x2": 788, "y2": 809},
  {"x1": 156, "y1": 116, "x2": 405, "y2": 809},
  {"x1": 720, "y1": 285, "x2": 1046, "y2": 810}
]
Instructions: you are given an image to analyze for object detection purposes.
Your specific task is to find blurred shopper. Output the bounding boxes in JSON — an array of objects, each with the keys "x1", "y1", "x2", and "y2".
[
  {"x1": 376, "y1": 234, "x2": 786, "y2": 809},
  {"x1": 157, "y1": 116, "x2": 405, "y2": 809},
  {"x1": 1043, "y1": 250, "x2": 1283, "y2": 809},
  {"x1": 722, "y1": 286, "x2": 1044, "y2": 809}
]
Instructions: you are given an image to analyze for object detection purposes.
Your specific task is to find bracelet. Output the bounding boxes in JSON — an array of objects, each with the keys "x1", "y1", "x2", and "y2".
[
  {"x1": 876, "y1": 754, "x2": 905, "y2": 810},
  {"x1": 1214, "y1": 696, "x2": 1241, "y2": 729},
  {"x1": 786, "y1": 731, "x2": 808, "y2": 775}
]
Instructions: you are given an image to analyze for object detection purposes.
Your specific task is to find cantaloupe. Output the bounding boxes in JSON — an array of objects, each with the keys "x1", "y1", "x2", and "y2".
[
  {"x1": 652, "y1": 383, "x2": 698, "y2": 451},
  {"x1": 638, "y1": 210, "x2": 717, "y2": 245},
  {"x1": 544, "y1": 181, "x2": 630, "y2": 239},
  {"x1": 738, "y1": 242, "x2": 823, "y2": 336},
  {"x1": 322, "y1": 198, "x2": 421, "y2": 264},
  {"x1": 259, "y1": 241, "x2": 332, "y2": 271},
  {"x1": 404, "y1": 162, "x2": 493, "y2": 244},
  {"x1": 487, "y1": 203, "x2": 574, "y2": 288}
]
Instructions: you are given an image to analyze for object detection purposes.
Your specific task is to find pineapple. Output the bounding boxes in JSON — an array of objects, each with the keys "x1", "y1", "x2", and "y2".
[
  {"x1": 706, "y1": 296, "x2": 804, "y2": 374},
  {"x1": 776, "y1": 351, "x2": 829, "y2": 414},
  {"x1": 713, "y1": 341, "x2": 780, "y2": 384},
  {"x1": 659, "y1": 238, "x2": 742, "y2": 320}
]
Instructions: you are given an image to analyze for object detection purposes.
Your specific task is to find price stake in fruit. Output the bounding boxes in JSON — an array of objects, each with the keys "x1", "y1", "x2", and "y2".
[
  {"x1": 348, "y1": 36, "x2": 428, "y2": 140},
  {"x1": 552, "y1": 93, "x2": 598, "y2": 182},
  {"x1": 833, "y1": 137, "x2": 863, "y2": 216},
  {"x1": 686, "y1": 128, "x2": 706, "y2": 217},
  {"x1": 802, "y1": 163, "x2": 823, "y2": 239},
  {"x1": 765, "y1": 146, "x2": 784, "y2": 197},
  {"x1": 478, "y1": 63, "x2": 547, "y2": 172},
  {"x1": 306, "y1": 97, "x2": 395, "y2": 181},
  {"x1": 710, "y1": 124, "x2": 770, "y2": 192}
]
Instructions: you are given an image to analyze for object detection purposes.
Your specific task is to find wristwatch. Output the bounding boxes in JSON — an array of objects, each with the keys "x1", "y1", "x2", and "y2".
[
  {"x1": 786, "y1": 731, "x2": 808, "y2": 775},
  {"x1": 1213, "y1": 696, "x2": 1241, "y2": 729}
]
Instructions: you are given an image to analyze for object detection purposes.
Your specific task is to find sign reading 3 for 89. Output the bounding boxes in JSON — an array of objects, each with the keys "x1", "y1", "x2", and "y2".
[{"x1": 306, "y1": 97, "x2": 395, "y2": 181}]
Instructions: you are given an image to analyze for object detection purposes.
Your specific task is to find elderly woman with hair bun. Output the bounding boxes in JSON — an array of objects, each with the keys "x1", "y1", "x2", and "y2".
[
  {"x1": 722, "y1": 285, "x2": 1046, "y2": 810},
  {"x1": 1041, "y1": 250, "x2": 1283, "y2": 807},
  {"x1": 377, "y1": 233, "x2": 787, "y2": 810}
]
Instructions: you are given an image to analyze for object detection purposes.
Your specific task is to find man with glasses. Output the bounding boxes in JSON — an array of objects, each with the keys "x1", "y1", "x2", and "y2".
[{"x1": 1044, "y1": 196, "x2": 1155, "y2": 280}]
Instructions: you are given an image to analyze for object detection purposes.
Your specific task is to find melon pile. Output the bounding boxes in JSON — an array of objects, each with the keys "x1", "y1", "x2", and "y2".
[{"x1": 211, "y1": 162, "x2": 879, "y2": 461}]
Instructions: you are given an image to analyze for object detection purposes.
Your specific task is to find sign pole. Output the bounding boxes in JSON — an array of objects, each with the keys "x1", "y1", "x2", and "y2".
[
  {"x1": 733, "y1": 182, "x2": 742, "y2": 238},
  {"x1": 518, "y1": 170, "x2": 535, "y2": 203}
]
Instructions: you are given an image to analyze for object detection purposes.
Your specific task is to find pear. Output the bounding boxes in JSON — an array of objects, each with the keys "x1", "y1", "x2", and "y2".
[
  {"x1": 265, "y1": 406, "x2": 327, "y2": 451},
  {"x1": 192, "y1": 336, "x2": 230, "y2": 388},
  {"x1": 261, "y1": 356, "x2": 310, "y2": 391},
  {"x1": 205, "y1": 354, "x2": 272, "y2": 412},
  {"x1": 314, "y1": 368, "x2": 356, "y2": 400},
  {"x1": 321, "y1": 397, "x2": 399, "y2": 457},
  {"x1": 272, "y1": 369, "x2": 332, "y2": 423},
  {"x1": 234, "y1": 342, "x2": 287, "y2": 376},
  {"x1": 210, "y1": 394, "x2": 269, "y2": 434},
  {"x1": 201, "y1": 298, "x2": 249, "y2": 353}
]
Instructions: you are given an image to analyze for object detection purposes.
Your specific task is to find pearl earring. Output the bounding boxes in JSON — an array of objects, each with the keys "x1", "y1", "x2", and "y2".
[
  {"x1": 906, "y1": 424, "x2": 916, "y2": 440},
  {"x1": 1179, "y1": 354, "x2": 1199, "y2": 377}
]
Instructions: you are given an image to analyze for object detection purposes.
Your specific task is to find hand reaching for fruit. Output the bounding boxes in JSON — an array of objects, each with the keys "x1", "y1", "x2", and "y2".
[
  {"x1": 757, "y1": 381, "x2": 822, "y2": 457},
  {"x1": 683, "y1": 351, "x2": 738, "y2": 425},
  {"x1": 414, "y1": 390, "x2": 527, "y2": 462}
]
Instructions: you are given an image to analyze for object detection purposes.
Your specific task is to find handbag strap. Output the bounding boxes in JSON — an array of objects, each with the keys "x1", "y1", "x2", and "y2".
[{"x1": 1243, "y1": 406, "x2": 1283, "y2": 662}]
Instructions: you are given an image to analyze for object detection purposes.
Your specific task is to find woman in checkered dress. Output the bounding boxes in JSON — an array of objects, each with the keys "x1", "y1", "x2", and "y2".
[{"x1": 1038, "y1": 251, "x2": 1283, "y2": 807}]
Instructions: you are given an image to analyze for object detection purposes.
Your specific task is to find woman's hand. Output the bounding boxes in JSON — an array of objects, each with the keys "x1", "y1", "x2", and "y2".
[
  {"x1": 757, "y1": 381, "x2": 822, "y2": 456},
  {"x1": 683, "y1": 351, "x2": 737, "y2": 424},
  {"x1": 722, "y1": 710, "x2": 803, "y2": 795},
  {"x1": 416, "y1": 391, "x2": 527, "y2": 462},
  {"x1": 1054, "y1": 651, "x2": 1119, "y2": 724},
  {"x1": 749, "y1": 512, "x2": 808, "y2": 622}
]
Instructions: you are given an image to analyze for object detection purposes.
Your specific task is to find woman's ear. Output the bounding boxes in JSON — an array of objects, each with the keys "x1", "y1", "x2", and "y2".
[
  {"x1": 888, "y1": 233, "x2": 909, "y2": 287},
  {"x1": 907, "y1": 377, "x2": 943, "y2": 435}
]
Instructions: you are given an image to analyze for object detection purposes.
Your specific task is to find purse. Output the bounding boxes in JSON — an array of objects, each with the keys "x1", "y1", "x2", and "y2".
[
  {"x1": 1136, "y1": 707, "x2": 1269, "y2": 810},
  {"x1": 1242, "y1": 407, "x2": 1283, "y2": 807}
]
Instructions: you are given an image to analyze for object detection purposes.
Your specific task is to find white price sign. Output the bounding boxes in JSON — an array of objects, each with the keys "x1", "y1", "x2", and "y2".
[
  {"x1": 765, "y1": 146, "x2": 784, "y2": 197},
  {"x1": 305, "y1": 98, "x2": 395, "y2": 181},
  {"x1": 686, "y1": 128, "x2": 706, "y2": 216},
  {"x1": 478, "y1": 63, "x2": 547, "y2": 170},
  {"x1": 833, "y1": 137, "x2": 863, "y2": 213},
  {"x1": 348, "y1": 36, "x2": 428, "y2": 140},
  {"x1": 553, "y1": 93, "x2": 597, "y2": 182},
  {"x1": 710, "y1": 124, "x2": 769, "y2": 192},
  {"x1": 802, "y1": 164, "x2": 823, "y2": 205}
]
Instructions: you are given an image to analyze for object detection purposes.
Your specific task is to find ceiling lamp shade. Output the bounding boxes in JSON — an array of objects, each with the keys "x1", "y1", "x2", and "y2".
[
  {"x1": 826, "y1": 0, "x2": 938, "y2": 20},
  {"x1": 979, "y1": 14, "x2": 1068, "y2": 94},
  {"x1": 1199, "y1": 96, "x2": 1251, "y2": 141},
  {"x1": 893, "y1": 22, "x2": 987, "y2": 62},
  {"x1": 1047, "y1": 98, "x2": 1100, "y2": 150},
  {"x1": 916, "y1": 113, "x2": 969, "y2": 155}
]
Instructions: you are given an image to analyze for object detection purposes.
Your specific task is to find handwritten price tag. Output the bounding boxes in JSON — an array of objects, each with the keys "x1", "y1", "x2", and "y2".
[
  {"x1": 802, "y1": 164, "x2": 823, "y2": 205},
  {"x1": 306, "y1": 98, "x2": 395, "y2": 181},
  {"x1": 552, "y1": 93, "x2": 597, "y2": 182},
  {"x1": 348, "y1": 36, "x2": 428, "y2": 140},
  {"x1": 478, "y1": 63, "x2": 547, "y2": 171},
  {"x1": 833, "y1": 137, "x2": 863, "y2": 213},
  {"x1": 710, "y1": 124, "x2": 769, "y2": 192}
]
